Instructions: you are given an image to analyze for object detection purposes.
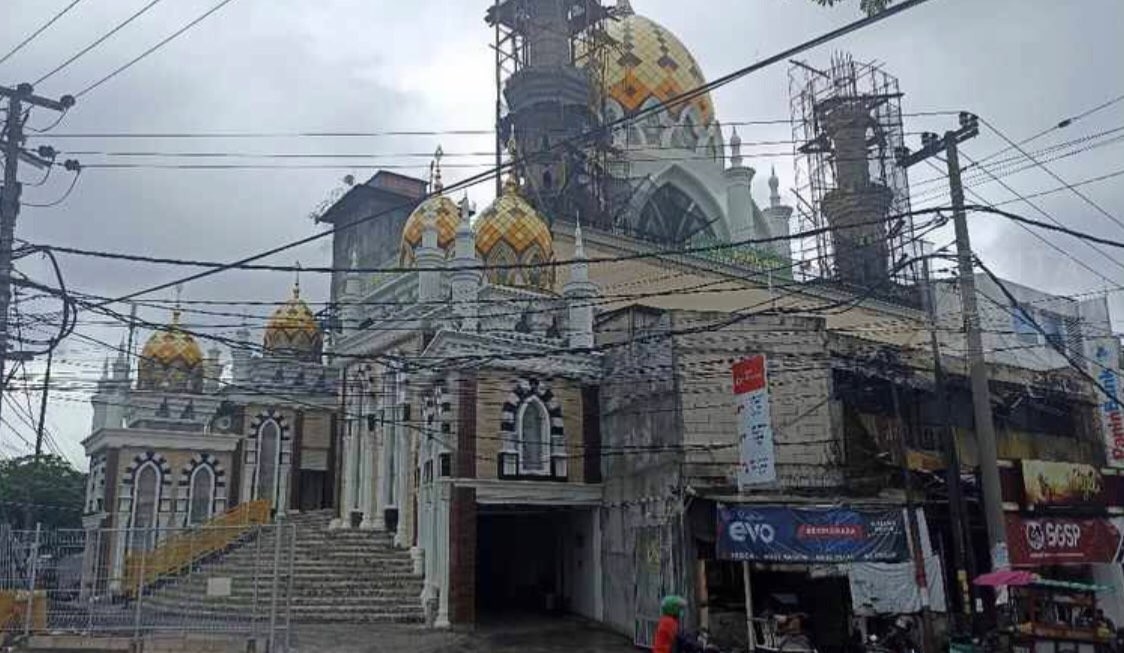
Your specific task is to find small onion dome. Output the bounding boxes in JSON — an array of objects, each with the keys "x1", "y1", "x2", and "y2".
[
  {"x1": 474, "y1": 176, "x2": 555, "y2": 292},
  {"x1": 263, "y1": 282, "x2": 323, "y2": 361},
  {"x1": 137, "y1": 308, "x2": 205, "y2": 393},
  {"x1": 399, "y1": 192, "x2": 460, "y2": 265}
]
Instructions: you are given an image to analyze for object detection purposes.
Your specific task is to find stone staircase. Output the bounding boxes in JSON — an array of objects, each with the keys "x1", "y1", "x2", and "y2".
[{"x1": 140, "y1": 510, "x2": 425, "y2": 624}]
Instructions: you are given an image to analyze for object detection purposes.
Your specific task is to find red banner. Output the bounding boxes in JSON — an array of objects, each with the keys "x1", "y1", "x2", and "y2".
[{"x1": 1005, "y1": 514, "x2": 1124, "y2": 566}]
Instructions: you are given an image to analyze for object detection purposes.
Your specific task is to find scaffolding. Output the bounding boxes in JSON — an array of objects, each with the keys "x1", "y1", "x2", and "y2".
[
  {"x1": 487, "y1": 0, "x2": 622, "y2": 227},
  {"x1": 789, "y1": 54, "x2": 922, "y2": 298}
]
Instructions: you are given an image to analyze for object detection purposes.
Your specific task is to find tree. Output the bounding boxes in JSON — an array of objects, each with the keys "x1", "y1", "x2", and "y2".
[
  {"x1": 0, "y1": 455, "x2": 86, "y2": 529},
  {"x1": 812, "y1": 0, "x2": 894, "y2": 16}
]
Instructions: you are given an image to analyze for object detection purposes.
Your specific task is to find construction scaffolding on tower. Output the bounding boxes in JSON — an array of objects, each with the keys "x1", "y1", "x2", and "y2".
[
  {"x1": 789, "y1": 54, "x2": 924, "y2": 307},
  {"x1": 487, "y1": 0, "x2": 621, "y2": 228}
]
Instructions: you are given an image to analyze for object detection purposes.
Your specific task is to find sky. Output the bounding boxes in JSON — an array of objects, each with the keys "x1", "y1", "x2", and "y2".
[{"x1": 0, "y1": 0, "x2": 1121, "y2": 467}]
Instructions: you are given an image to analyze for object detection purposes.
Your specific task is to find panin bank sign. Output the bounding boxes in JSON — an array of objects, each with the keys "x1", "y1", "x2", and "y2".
[{"x1": 1095, "y1": 345, "x2": 1124, "y2": 468}]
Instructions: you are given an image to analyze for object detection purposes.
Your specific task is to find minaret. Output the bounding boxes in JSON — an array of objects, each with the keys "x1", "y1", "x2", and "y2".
[
  {"x1": 449, "y1": 195, "x2": 481, "y2": 332},
  {"x1": 487, "y1": 0, "x2": 597, "y2": 218},
  {"x1": 761, "y1": 166, "x2": 794, "y2": 260},
  {"x1": 563, "y1": 219, "x2": 598, "y2": 349},
  {"x1": 91, "y1": 358, "x2": 111, "y2": 431},
  {"x1": 416, "y1": 150, "x2": 446, "y2": 303},
  {"x1": 203, "y1": 347, "x2": 223, "y2": 393},
  {"x1": 340, "y1": 249, "x2": 365, "y2": 339},
  {"x1": 724, "y1": 127, "x2": 755, "y2": 242}
]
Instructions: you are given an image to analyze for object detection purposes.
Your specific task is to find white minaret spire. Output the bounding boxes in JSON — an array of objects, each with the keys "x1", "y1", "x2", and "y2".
[
  {"x1": 730, "y1": 127, "x2": 743, "y2": 168},
  {"x1": 564, "y1": 218, "x2": 598, "y2": 349}
]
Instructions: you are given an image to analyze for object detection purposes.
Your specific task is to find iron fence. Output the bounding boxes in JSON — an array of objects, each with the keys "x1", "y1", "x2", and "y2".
[{"x1": 0, "y1": 521, "x2": 296, "y2": 650}]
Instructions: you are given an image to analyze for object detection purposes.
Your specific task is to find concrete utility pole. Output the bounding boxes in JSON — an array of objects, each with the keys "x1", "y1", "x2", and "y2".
[
  {"x1": 0, "y1": 83, "x2": 74, "y2": 448},
  {"x1": 899, "y1": 112, "x2": 1009, "y2": 572}
]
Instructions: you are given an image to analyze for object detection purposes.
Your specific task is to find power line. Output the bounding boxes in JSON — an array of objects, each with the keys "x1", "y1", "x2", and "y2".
[
  {"x1": 980, "y1": 116, "x2": 1124, "y2": 237},
  {"x1": 74, "y1": 0, "x2": 240, "y2": 98},
  {"x1": 0, "y1": 0, "x2": 87, "y2": 68},
  {"x1": 34, "y1": 0, "x2": 165, "y2": 86}
]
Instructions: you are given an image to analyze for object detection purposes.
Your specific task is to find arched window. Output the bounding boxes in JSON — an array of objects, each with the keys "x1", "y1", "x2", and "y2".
[
  {"x1": 130, "y1": 463, "x2": 160, "y2": 552},
  {"x1": 256, "y1": 419, "x2": 281, "y2": 507},
  {"x1": 637, "y1": 183, "x2": 716, "y2": 245},
  {"x1": 518, "y1": 398, "x2": 550, "y2": 474},
  {"x1": 187, "y1": 465, "x2": 215, "y2": 525}
]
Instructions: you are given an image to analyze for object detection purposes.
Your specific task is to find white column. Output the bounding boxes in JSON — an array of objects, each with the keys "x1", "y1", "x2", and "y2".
[
  {"x1": 374, "y1": 409, "x2": 391, "y2": 530},
  {"x1": 358, "y1": 425, "x2": 376, "y2": 530},
  {"x1": 434, "y1": 482, "x2": 451, "y2": 629},
  {"x1": 394, "y1": 416, "x2": 410, "y2": 548},
  {"x1": 329, "y1": 420, "x2": 355, "y2": 530}
]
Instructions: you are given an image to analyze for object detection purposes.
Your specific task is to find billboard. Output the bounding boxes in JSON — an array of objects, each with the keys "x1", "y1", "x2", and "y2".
[
  {"x1": 1021, "y1": 460, "x2": 1105, "y2": 509},
  {"x1": 1005, "y1": 514, "x2": 1124, "y2": 566},
  {"x1": 716, "y1": 504, "x2": 909, "y2": 563},
  {"x1": 734, "y1": 355, "x2": 775, "y2": 488},
  {"x1": 1093, "y1": 344, "x2": 1124, "y2": 468}
]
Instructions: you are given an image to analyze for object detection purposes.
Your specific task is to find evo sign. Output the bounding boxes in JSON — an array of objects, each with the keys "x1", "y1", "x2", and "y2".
[{"x1": 717, "y1": 504, "x2": 909, "y2": 563}]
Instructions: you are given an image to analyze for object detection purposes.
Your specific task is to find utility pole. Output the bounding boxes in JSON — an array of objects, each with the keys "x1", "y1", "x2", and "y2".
[
  {"x1": 34, "y1": 345, "x2": 52, "y2": 457},
  {"x1": 900, "y1": 113, "x2": 1009, "y2": 573},
  {"x1": 922, "y1": 259, "x2": 978, "y2": 634},
  {"x1": 0, "y1": 83, "x2": 75, "y2": 448}
]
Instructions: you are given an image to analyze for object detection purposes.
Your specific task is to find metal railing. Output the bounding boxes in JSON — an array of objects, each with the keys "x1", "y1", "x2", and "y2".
[
  {"x1": 124, "y1": 500, "x2": 271, "y2": 594},
  {"x1": 0, "y1": 520, "x2": 295, "y2": 651}
]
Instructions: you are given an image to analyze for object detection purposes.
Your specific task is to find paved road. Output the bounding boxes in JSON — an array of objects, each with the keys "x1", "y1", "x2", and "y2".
[{"x1": 292, "y1": 616, "x2": 636, "y2": 653}]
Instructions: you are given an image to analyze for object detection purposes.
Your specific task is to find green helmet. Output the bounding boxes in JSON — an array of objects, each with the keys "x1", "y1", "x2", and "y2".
[{"x1": 661, "y1": 595, "x2": 687, "y2": 617}]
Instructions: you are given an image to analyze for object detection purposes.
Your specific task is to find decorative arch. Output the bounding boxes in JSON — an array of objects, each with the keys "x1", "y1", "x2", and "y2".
[
  {"x1": 485, "y1": 241, "x2": 518, "y2": 287},
  {"x1": 177, "y1": 453, "x2": 227, "y2": 525},
  {"x1": 241, "y1": 410, "x2": 293, "y2": 510},
  {"x1": 498, "y1": 378, "x2": 565, "y2": 480},
  {"x1": 626, "y1": 164, "x2": 729, "y2": 244}
]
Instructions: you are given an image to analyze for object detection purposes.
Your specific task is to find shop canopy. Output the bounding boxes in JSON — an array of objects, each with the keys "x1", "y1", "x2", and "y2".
[{"x1": 974, "y1": 570, "x2": 1113, "y2": 593}]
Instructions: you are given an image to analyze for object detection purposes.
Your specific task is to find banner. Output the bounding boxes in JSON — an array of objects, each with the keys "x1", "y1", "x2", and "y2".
[
  {"x1": 734, "y1": 355, "x2": 775, "y2": 488},
  {"x1": 1093, "y1": 344, "x2": 1124, "y2": 468},
  {"x1": 716, "y1": 504, "x2": 909, "y2": 563},
  {"x1": 1005, "y1": 514, "x2": 1124, "y2": 566},
  {"x1": 1021, "y1": 460, "x2": 1105, "y2": 509}
]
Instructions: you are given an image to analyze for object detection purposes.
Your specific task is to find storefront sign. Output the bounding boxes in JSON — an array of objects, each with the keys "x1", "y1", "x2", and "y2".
[
  {"x1": 1005, "y1": 514, "x2": 1124, "y2": 565},
  {"x1": 1094, "y1": 345, "x2": 1124, "y2": 468},
  {"x1": 1021, "y1": 460, "x2": 1105, "y2": 509},
  {"x1": 716, "y1": 505, "x2": 909, "y2": 563},
  {"x1": 734, "y1": 355, "x2": 775, "y2": 488}
]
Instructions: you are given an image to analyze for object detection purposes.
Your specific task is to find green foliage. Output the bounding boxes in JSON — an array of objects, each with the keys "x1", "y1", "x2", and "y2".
[
  {"x1": 811, "y1": 0, "x2": 893, "y2": 15},
  {"x1": 0, "y1": 455, "x2": 86, "y2": 529}
]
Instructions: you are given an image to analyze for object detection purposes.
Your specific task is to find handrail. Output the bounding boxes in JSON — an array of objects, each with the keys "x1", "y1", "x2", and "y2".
[{"x1": 124, "y1": 500, "x2": 271, "y2": 596}]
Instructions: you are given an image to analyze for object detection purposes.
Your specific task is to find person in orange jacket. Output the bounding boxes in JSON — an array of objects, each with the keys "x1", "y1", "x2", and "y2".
[{"x1": 655, "y1": 595, "x2": 687, "y2": 653}]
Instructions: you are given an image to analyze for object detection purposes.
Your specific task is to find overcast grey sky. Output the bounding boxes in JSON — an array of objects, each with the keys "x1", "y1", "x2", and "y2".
[{"x1": 1, "y1": 0, "x2": 1121, "y2": 466}]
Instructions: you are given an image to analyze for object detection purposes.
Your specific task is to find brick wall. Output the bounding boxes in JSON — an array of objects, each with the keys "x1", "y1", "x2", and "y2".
[{"x1": 449, "y1": 486, "x2": 477, "y2": 625}]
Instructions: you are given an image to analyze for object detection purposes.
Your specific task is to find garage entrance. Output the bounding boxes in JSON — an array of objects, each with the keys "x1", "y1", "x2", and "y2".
[{"x1": 476, "y1": 506, "x2": 597, "y2": 620}]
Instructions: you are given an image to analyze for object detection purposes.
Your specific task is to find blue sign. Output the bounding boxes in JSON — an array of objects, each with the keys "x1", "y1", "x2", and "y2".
[{"x1": 716, "y1": 504, "x2": 909, "y2": 563}]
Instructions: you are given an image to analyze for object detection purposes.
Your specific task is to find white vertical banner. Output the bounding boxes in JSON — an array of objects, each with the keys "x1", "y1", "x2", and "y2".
[{"x1": 733, "y1": 355, "x2": 776, "y2": 489}]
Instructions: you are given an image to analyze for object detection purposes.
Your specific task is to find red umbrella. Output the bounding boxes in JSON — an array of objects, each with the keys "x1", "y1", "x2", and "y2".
[{"x1": 973, "y1": 569, "x2": 1038, "y2": 587}]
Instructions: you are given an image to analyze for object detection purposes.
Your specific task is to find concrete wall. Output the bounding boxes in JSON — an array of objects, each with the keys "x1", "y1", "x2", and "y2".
[
  {"x1": 934, "y1": 274, "x2": 1108, "y2": 372},
  {"x1": 669, "y1": 312, "x2": 838, "y2": 490},
  {"x1": 562, "y1": 508, "x2": 599, "y2": 620},
  {"x1": 597, "y1": 308, "x2": 685, "y2": 636}
]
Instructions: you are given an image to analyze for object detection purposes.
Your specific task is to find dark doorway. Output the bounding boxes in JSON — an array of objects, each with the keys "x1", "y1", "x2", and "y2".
[
  {"x1": 298, "y1": 470, "x2": 327, "y2": 511},
  {"x1": 476, "y1": 507, "x2": 597, "y2": 620},
  {"x1": 477, "y1": 512, "x2": 561, "y2": 614}
]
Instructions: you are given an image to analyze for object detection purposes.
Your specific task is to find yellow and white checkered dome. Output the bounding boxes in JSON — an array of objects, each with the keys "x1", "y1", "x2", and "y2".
[
  {"x1": 474, "y1": 176, "x2": 556, "y2": 293},
  {"x1": 580, "y1": 4, "x2": 721, "y2": 154}
]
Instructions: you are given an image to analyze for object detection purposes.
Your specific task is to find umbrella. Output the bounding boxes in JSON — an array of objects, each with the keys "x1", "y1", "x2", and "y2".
[{"x1": 973, "y1": 569, "x2": 1037, "y2": 587}]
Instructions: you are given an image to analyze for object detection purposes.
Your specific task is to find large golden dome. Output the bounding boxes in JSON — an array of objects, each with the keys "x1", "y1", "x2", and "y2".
[
  {"x1": 263, "y1": 282, "x2": 323, "y2": 361},
  {"x1": 579, "y1": 4, "x2": 720, "y2": 152},
  {"x1": 475, "y1": 177, "x2": 555, "y2": 292},
  {"x1": 400, "y1": 192, "x2": 459, "y2": 265},
  {"x1": 137, "y1": 309, "x2": 205, "y2": 393}
]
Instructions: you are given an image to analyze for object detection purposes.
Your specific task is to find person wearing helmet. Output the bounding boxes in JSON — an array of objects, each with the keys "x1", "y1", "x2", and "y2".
[{"x1": 655, "y1": 595, "x2": 687, "y2": 653}]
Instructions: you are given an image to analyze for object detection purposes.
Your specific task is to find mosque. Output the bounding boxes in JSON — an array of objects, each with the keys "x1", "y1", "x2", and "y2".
[{"x1": 77, "y1": 0, "x2": 912, "y2": 636}]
